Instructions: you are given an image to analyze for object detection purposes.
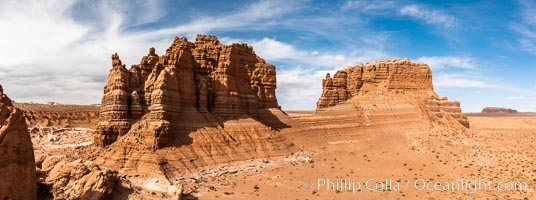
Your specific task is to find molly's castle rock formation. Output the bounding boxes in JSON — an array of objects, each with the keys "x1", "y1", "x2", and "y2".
[
  {"x1": 93, "y1": 35, "x2": 296, "y2": 173},
  {"x1": 95, "y1": 35, "x2": 280, "y2": 149}
]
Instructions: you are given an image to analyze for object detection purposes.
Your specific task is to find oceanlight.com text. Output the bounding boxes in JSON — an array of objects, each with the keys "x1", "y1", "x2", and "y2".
[{"x1": 305, "y1": 178, "x2": 529, "y2": 194}]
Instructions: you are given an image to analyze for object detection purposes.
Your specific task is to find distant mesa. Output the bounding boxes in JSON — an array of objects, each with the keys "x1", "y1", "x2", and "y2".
[
  {"x1": 481, "y1": 107, "x2": 518, "y2": 114},
  {"x1": 14, "y1": 103, "x2": 99, "y2": 129},
  {"x1": 316, "y1": 58, "x2": 470, "y2": 129}
]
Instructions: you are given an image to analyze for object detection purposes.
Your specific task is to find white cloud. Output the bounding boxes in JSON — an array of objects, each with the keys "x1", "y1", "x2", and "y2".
[
  {"x1": 276, "y1": 67, "x2": 332, "y2": 110},
  {"x1": 530, "y1": 97, "x2": 536, "y2": 100},
  {"x1": 224, "y1": 37, "x2": 389, "y2": 69},
  {"x1": 249, "y1": 38, "x2": 301, "y2": 61},
  {"x1": 341, "y1": 0, "x2": 396, "y2": 11},
  {"x1": 132, "y1": 1, "x2": 299, "y2": 40},
  {"x1": 506, "y1": 96, "x2": 525, "y2": 100},
  {"x1": 512, "y1": 1, "x2": 536, "y2": 55},
  {"x1": 0, "y1": 0, "x2": 299, "y2": 104},
  {"x1": 221, "y1": 37, "x2": 389, "y2": 109},
  {"x1": 399, "y1": 5, "x2": 457, "y2": 28},
  {"x1": 433, "y1": 74, "x2": 498, "y2": 89},
  {"x1": 0, "y1": 0, "x2": 394, "y2": 110},
  {"x1": 416, "y1": 56, "x2": 477, "y2": 69}
]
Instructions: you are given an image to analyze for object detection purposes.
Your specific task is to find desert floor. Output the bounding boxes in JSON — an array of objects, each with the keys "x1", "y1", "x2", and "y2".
[{"x1": 32, "y1": 113, "x2": 535, "y2": 199}]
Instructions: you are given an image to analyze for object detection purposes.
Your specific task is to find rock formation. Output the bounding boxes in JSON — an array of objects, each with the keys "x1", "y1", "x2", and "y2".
[
  {"x1": 317, "y1": 58, "x2": 469, "y2": 128},
  {"x1": 93, "y1": 35, "x2": 296, "y2": 174},
  {"x1": 15, "y1": 103, "x2": 99, "y2": 128},
  {"x1": 95, "y1": 35, "x2": 280, "y2": 149},
  {"x1": 481, "y1": 107, "x2": 518, "y2": 114},
  {"x1": 37, "y1": 156, "x2": 119, "y2": 200},
  {"x1": 0, "y1": 84, "x2": 37, "y2": 200}
]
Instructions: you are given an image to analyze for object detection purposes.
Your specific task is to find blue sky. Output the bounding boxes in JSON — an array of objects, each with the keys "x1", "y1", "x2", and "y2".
[{"x1": 0, "y1": 0, "x2": 535, "y2": 112}]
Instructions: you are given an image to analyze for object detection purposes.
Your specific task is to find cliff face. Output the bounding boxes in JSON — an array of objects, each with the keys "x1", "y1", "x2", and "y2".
[
  {"x1": 0, "y1": 85, "x2": 37, "y2": 200},
  {"x1": 95, "y1": 35, "x2": 279, "y2": 148},
  {"x1": 93, "y1": 35, "x2": 296, "y2": 173},
  {"x1": 317, "y1": 58, "x2": 469, "y2": 128}
]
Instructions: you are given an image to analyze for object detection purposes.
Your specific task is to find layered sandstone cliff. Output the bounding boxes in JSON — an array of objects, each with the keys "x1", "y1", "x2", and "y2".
[
  {"x1": 95, "y1": 35, "x2": 280, "y2": 148},
  {"x1": 15, "y1": 103, "x2": 99, "y2": 128},
  {"x1": 93, "y1": 35, "x2": 296, "y2": 174},
  {"x1": 0, "y1": 85, "x2": 37, "y2": 199},
  {"x1": 317, "y1": 58, "x2": 469, "y2": 128}
]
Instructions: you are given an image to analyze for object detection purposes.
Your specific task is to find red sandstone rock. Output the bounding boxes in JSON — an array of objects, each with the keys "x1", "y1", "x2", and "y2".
[
  {"x1": 42, "y1": 158, "x2": 118, "y2": 200},
  {"x1": 95, "y1": 35, "x2": 282, "y2": 149},
  {"x1": 0, "y1": 84, "x2": 37, "y2": 200},
  {"x1": 317, "y1": 58, "x2": 469, "y2": 128},
  {"x1": 91, "y1": 35, "x2": 296, "y2": 176},
  {"x1": 481, "y1": 107, "x2": 518, "y2": 114}
]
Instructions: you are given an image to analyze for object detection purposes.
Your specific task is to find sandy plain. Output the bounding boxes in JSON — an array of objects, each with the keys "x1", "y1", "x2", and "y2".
[{"x1": 31, "y1": 109, "x2": 535, "y2": 199}]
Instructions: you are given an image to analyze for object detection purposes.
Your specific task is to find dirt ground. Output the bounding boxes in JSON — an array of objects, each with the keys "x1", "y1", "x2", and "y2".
[
  {"x1": 31, "y1": 113, "x2": 535, "y2": 199},
  {"x1": 183, "y1": 113, "x2": 536, "y2": 199}
]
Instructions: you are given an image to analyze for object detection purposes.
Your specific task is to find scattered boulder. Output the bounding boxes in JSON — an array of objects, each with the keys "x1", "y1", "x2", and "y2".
[{"x1": 41, "y1": 158, "x2": 119, "y2": 200}]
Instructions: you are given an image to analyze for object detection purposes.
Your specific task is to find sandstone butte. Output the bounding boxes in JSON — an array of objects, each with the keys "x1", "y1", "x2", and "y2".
[
  {"x1": 0, "y1": 84, "x2": 37, "y2": 200},
  {"x1": 92, "y1": 35, "x2": 298, "y2": 176},
  {"x1": 316, "y1": 58, "x2": 469, "y2": 129},
  {"x1": 481, "y1": 107, "x2": 518, "y2": 114}
]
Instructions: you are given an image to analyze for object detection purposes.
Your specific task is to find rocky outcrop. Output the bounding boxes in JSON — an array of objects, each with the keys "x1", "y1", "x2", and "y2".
[
  {"x1": 95, "y1": 35, "x2": 281, "y2": 148},
  {"x1": 92, "y1": 35, "x2": 296, "y2": 175},
  {"x1": 481, "y1": 107, "x2": 518, "y2": 114},
  {"x1": 317, "y1": 58, "x2": 469, "y2": 128},
  {"x1": 15, "y1": 103, "x2": 99, "y2": 128},
  {"x1": 38, "y1": 157, "x2": 119, "y2": 200},
  {"x1": 0, "y1": 85, "x2": 37, "y2": 200},
  {"x1": 425, "y1": 97, "x2": 469, "y2": 128}
]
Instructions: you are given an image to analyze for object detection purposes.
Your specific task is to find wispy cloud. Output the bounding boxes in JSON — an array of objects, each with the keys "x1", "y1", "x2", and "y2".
[
  {"x1": 220, "y1": 37, "x2": 389, "y2": 109},
  {"x1": 506, "y1": 96, "x2": 525, "y2": 100},
  {"x1": 511, "y1": 1, "x2": 536, "y2": 55},
  {"x1": 133, "y1": 1, "x2": 301, "y2": 40},
  {"x1": 433, "y1": 73, "x2": 498, "y2": 89},
  {"x1": 416, "y1": 56, "x2": 477, "y2": 69},
  {"x1": 399, "y1": 5, "x2": 457, "y2": 28},
  {"x1": 0, "y1": 0, "x2": 299, "y2": 104},
  {"x1": 341, "y1": 0, "x2": 396, "y2": 11}
]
